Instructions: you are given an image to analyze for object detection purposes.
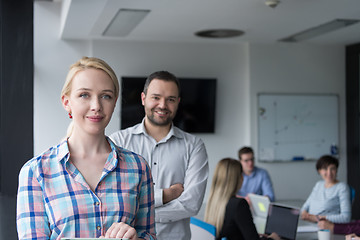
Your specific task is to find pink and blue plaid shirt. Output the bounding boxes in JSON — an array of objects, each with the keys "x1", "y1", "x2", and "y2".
[{"x1": 17, "y1": 138, "x2": 156, "y2": 240}]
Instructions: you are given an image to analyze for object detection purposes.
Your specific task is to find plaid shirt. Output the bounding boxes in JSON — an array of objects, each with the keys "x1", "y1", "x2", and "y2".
[{"x1": 17, "y1": 138, "x2": 156, "y2": 240}]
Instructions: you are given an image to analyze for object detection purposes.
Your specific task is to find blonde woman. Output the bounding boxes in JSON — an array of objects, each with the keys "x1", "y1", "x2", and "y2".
[
  {"x1": 16, "y1": 57, "x2": 155, "y2": 240},
  {"x1": 205, "y1": 158, "x2": 280, "y2": 240}
]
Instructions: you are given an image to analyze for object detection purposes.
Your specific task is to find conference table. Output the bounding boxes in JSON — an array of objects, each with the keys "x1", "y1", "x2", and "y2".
[
  {"x1": 194, "y1": 199, "x2": 347, "y2": 239},
  {"x1": 276, "y1": 199, "x2": 346, "y2": 240},
  {"x1": 295, "y1": 219, "x2": 345, "y2": 240},
  {"x1": 296, "y1": 232, "x2": 344, "y2": 240}
]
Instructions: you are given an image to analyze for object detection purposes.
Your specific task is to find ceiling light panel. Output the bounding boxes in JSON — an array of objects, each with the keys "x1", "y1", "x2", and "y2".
[
  {"x1": 279, "y1": 19, "x2": 360, "y2": 42},
  {"x1": 103, "y1": 9, "x2": 150, "y2": 37}
]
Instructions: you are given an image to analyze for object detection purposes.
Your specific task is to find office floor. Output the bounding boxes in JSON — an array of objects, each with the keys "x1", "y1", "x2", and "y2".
[{"x1": 0, "y1": 194, "x2": 17, "y2": 239}]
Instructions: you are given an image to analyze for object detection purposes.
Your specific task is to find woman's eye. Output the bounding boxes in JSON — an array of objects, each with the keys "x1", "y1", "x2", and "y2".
[
  {"x1": 80, "y1": 93, "x2": 89, "y2": 98},
  {"x1": 102, "y1": 95, "x2": 112, "y2": 100}
]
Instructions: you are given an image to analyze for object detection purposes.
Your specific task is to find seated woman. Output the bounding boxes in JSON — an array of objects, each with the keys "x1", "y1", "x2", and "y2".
[
  {"x1": 204, "y1": 158, "x2": 280, "y2": 240},
  {"x1": 301, "y1": 155, "x2": 351, "y2": 223}
]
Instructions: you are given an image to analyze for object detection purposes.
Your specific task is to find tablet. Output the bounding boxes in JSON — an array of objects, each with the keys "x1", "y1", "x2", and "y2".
[{"x1": 264, "y1": 203, "x2": 300, "y2": 240}]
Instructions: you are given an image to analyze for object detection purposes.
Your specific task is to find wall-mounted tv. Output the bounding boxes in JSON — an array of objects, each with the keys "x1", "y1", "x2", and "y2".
[{"x1": 121, "y1": 77, "x2": 217, "y2": 133}]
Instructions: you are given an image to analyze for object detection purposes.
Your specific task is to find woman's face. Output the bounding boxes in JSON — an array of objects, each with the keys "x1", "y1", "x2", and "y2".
[
  {"x1": 62, "y1": 68, "x2": 117, "y2": 136},
  {"x1": 318, "y1": 164, "x2": 337, "y2": 184}
]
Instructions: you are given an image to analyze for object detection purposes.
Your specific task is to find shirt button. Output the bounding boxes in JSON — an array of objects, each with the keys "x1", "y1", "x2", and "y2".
[
  {"x1": 153, "y1": 162, "x2": 157, "y2": 165},
  {"x1": 97, "y1": 226, "x2": 101, "y2": 231}
]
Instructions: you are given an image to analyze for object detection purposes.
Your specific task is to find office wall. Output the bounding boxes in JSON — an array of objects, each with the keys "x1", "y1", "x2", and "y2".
[
  {"x1": 249, "y1": 44, "x2": 346, "y2": 199},
  {"x1": 34, "y1": 2, "x2": 346, "y2": 201}
]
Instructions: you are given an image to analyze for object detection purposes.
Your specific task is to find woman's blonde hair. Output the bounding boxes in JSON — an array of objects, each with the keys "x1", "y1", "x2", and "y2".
[
  {"x1": 204, "y1": 158, "x2": 243, "y2": 237},
  {"x1": 61, "y1": 56, "x2": 119, "y2": 137}
]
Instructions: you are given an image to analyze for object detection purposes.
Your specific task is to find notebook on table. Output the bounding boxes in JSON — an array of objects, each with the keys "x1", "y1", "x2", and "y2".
[
  {"x1": 248, "y1": 193, "x2": 270, "y2": 234},
  {"x1": 264, "y1": 203, "x2": 300, "y2": 240}
]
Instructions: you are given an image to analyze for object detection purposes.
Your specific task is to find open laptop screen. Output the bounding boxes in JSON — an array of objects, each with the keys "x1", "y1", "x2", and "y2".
[{"x1": 264, "y1": 204, "x2": 300, "y2": 240}]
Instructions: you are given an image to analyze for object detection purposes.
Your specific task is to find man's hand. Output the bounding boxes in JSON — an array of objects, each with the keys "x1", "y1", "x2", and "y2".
[
  {"x1": 101, "y1": 222, "x2": 138, "y2": 240},
  {"x1": 318, "y1": 219, "x2": 334, "y2": 232},
  {"x1": 163, "y1": 183, "x2": 184, "y2": 204}
]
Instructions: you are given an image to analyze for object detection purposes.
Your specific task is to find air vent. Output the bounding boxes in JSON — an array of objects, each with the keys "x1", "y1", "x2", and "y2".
[{"x1": 195, "y1": 29, "x2": 244, "y2": 38}]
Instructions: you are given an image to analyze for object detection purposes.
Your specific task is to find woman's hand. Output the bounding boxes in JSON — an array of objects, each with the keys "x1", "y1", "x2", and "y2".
[
  {"x1": 300, "y1": 210, "x2": 309, "y2": 220},
  {"x1": 268, "y1": 232, "x2": 281, "y2": 240},
  {"x1": 259, "y1": 232, "x2": 281, "y2": 240},
  {"x1": 346, "y1": 233, "x2": 360, "y2": 240},
  {"x1": 317, "y1": 219, "x2": 334, "y2": 232},
  {"x1": 101, "y1": 222, "x2": 138, "y2": 240},
  {"x1": 300, "y1": 210, "x2": 321, "y2": 222}
]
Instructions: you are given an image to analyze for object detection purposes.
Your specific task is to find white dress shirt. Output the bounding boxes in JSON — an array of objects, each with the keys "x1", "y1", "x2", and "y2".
[{"x1": 110, "y1": 119, "x2": 209, "y2": 240}]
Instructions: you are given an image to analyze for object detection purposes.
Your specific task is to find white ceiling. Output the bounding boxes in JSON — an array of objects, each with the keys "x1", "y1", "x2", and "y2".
[{"x1": 60, "y1": 0, "x2": 360, "y2": 45}]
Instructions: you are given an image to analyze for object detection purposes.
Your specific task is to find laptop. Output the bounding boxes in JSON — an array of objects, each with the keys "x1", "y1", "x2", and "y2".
[
  {"x1": 264, "y1": 203, "x2": 300, "y2": 240},
  {"x1": 248, "y1": 193, "x2": 270, "y2": 234}
]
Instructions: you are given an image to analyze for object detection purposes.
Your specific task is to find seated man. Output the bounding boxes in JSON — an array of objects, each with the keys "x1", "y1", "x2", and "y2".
[{"x1": 237, "y1": 146, "x2": 275, "y2": 202}]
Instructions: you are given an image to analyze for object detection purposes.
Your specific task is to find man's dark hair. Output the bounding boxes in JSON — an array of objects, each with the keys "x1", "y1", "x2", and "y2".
[
  {"x1": 143, "y1": 71, "x2": 181, "y2": 96},
  {"x1": 238, "y1": 146, "x2": 254, "y2": 160}
]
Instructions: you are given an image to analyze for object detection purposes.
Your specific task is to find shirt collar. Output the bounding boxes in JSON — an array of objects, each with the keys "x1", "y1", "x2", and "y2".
[
  {"x1": 104, "y1": 137, "x2": 120, "y2": 171},
  {"x1": 57, "y1": 137, "x2": 119, "y2": 167},
  {"x1": 134, "y1": 118, "x2": 183, "y2": 141},
  {"x1": 245, "y1": 166, "x2": 258, "y2": 177},
  {"x1": 57, "y1": 139, "x2": 70, "y2": 163}
]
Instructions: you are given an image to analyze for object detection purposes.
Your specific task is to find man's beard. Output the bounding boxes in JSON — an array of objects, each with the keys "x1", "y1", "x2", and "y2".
[{"x1": 146, "y1": 109, "x2": 174, "y2": 126}]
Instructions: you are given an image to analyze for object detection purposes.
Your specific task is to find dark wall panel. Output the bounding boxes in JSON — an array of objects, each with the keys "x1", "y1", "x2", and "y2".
[
  {"x1": 346, "y1": 42, "x2": 360, "y2": 219},
  {"x1": 0, "y1": 0, "x2": 33, "y2": 196}
]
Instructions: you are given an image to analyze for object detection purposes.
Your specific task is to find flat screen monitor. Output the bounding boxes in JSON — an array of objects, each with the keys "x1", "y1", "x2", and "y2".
[{"x1": 121, "y1": 77, "x2": 216, "y2": 133}]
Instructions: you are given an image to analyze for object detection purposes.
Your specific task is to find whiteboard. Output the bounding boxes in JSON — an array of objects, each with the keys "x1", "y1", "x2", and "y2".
[{"x1": 258, "y1": 94, "x2": 339, "y2": 162}]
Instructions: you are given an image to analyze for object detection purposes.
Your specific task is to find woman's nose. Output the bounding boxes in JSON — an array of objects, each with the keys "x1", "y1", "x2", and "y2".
[{"x1": 91, "y1": 97, "x2": 102, "y2": 111}]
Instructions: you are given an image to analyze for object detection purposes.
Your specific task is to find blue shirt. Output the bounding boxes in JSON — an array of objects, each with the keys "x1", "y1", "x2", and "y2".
[
  {"x1": 237, "y1": 166, "x2": 275, "y2": 202},
  {"x1": 301, "y1": 180, "x2": 351, "y2": 223},
  {"x1": 17, "y1": 138, "x2": 156, "y2": 240}
]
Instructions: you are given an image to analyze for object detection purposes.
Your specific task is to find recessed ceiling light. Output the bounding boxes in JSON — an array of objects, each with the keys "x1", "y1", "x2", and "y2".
[
  {"x1": 279, "y1": 19, "x2": 360, "y2": 42},
  {"x1": 195, "y1": 29, "x2": 245, "y2": 38},
  {"x1": 103, "y1": 9, "x2": 150, "y2": 37}
]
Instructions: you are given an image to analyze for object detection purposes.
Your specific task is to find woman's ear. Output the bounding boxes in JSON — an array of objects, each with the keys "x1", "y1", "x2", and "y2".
[
  {"x1": 112, "y1": 97, "x2": 118, "y2": 113},
  {"x1": 61, "y1": 95, "x2": 71, "y2": 112}
]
